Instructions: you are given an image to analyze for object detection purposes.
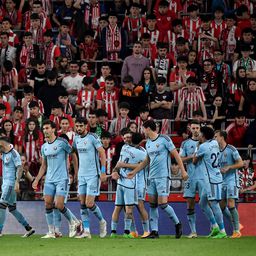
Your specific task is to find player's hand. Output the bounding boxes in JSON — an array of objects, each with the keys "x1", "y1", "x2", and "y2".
[
  {"x1": 127, "y1": 171, "x2": 135, "y2": 179},
  {"x1": 116, "y1": 161, "x2": 125, "y2": 169},
  {"x1": 221, "y1": 166, "x2": 229, "y2": 174},
  {"x1": 14, "y1": 181, "x2": 20, "y2": 193},
  {"x1": 32, "y1": 179, "x2": 38, "y2": 190},
  {"x1": 100, "y1": 173, "x2": 107, "y2": 182},
  {"x1": 111, "y1": 172, "x2": 120, "y2": 180},
  {"x1": 181, "y1": 172, "x2": 189, "y2": 181}
]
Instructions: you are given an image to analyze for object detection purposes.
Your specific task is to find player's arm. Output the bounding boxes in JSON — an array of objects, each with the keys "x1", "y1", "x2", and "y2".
[
  {"x1": 98, "y1": 146, "x2": 107, "y2": 182},
  {"x1": 221, "y1": 157, "x2": 244, "y2": 173},
  {"x1": 14, "y1": 165, "x2": 23, "y2": 192},
  {"x1": 32, "y1": 157, "x2": 47, "y2": 190},
  {"x1": 71, "y1": 151, "x2": 78, "y2": 182},
  {"x1": 127, "y1": 156, "x2": 149, "y2": 179},
  {"x1": 171, "y1": 149, "x2": 188, "y2": 180},
  {"x1": 116, "y1": 162, "x2": 139, "y2": 169},
  {"x1": 241, "y1": 181, "x2": 256, "y2": 193}
]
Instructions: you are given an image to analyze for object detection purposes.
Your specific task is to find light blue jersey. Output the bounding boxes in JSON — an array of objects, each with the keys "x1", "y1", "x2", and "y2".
[
  {"x1": 218, "y1": 144, "x2": 241, "y2": 187},
  {"x1": 179, "y1": 138, "x2": 203, "y2": 180},
  {"x1": 73, "y1": 132, "x2": 102, "y2": 178},
  {"x1": 196, "y1": 140, "x2": 222, "y2": 184},
  {"x1": 41, "y1": 137, "x2": 71, "y2": 182},
  {"x1": 118, "y1": 144, "x2": 147, "y2": 189},
  {"x1": 146, "y1": 135, "x2": 175, "y2": 179},
  {"x1": 2, "y1": 148, "x2": 21, "y2": 186}
]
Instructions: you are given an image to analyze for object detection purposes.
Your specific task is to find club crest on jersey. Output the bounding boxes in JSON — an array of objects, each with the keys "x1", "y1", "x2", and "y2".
[
  {"x1": 84, "y1": 141, "x2": 87, "y2": 145},
  {"x1": 156, "y1": 144, "x2": 159, "y2": 148},
  {"x1": 54, "y1": 146, "x2": 57, "y2": 150}
]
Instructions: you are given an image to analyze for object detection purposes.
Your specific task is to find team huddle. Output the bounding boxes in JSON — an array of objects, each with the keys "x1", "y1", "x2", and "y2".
[{"x1": 0, "y1": 119, "x2": 243, "y2": 239}]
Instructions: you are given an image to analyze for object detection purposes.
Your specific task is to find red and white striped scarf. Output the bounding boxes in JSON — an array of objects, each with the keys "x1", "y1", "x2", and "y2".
[
  {"x1": 135, "y1": 116, "x2": 152, "y2": 134},
  {"x1": 106, "y1": 25, "x2": 122, "y2": 60},
  {"x1": 105, "y1": 146, "x2": 115, "y2": 175},
  {"x1": 167, "y1": 30, "x2": 185, "y2": 53},
  {"x1": 80, "y1": 89, "x2": 95, "y2": 118},
  {"x1": 161, "y1": 119, "x2": 170, "y2": 135},
  {"x1": 6, "y1": 10, "x2": 18, "y2": 26},
  {"x1": 1, "y1": 68, "x2": 17, "y2": 90},
  {"x1": 43, "y1": 41, "x2": 56, "y2": 70},
  {"x1": 141, "y1": 27, "x2": 159, "y2": 45},
  {"x1": 101, "y1": 90, "x2": 117, "y2": 120},
  {"x1": 63, "y1": 102, "x2": 73, "y2": 116},
  {"x1": 114, "y1": 116, "x2": 130, "y2": 135},
  {"x1": 19, "y1": 44, "x2": 35, "y2": 68},
  {"x1": 30, "y1": 28, "x2": 44, "y2": 45},
  {"x1": 25, "y1": 133, "x2": 41, "y2": 163},
  {"x1": 184, "y1": 17, "x2": 201, "y2": 43},
  {"x1": 84, "y1": 3, "x2": 100, "y2": 30}
]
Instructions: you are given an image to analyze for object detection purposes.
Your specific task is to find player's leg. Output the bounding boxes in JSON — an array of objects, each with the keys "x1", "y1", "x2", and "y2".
[
  {"x1": 0, "y1": 184, "x2": 10, "y2": 236},
  {"x1": 136, "y1": 200, "x2": 150, "y2": 237},
  {"x1": 157, "y1": 177, "x2": 182, "y2": 239},
  {"x1": 123, "y1": 205, "x2": 134, "y2": 238},
  {"x1": 184, "y1": 179, "x2": 197, "y2": 238},
  {"x1": 227, "y1": 185, "x2": 241, "y2": 238},
  {"x1": 53, "y1": 203, "x2": 62, "y2": 237},
  {"x1": 220, "y1": 185, "x2": 233, "y2": 225},
  {"x1": 85, "y1": 176, "x2": 107, "y2": 238},
  {"x1": 111, "y1": 184, "x2": 124, "y2": 237}
]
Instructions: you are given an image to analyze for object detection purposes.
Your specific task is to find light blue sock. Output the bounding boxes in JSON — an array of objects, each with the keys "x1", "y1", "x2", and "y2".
[
  {"x1": 187, "y1": 209, "x2": 196, "y2": 233},
  {"x1": 60, "y1": 207, "x2": 74, "y2": 223},
  {"x1": 222, "y1": 207, "x2": 232, "y2": 224},
  {"x1": 124, "y1": 218, "x2": 132, "y2": 232},
  {"x1": 199, "y1": 196, "x2": 217, "y2": 226},
  {"x1": 80, "y1": 204, "x2": 90, "y2": 229},
  {"x1": 130, "y1": 219, "x2": 136, "y2": 232},
  {"x1": 111, "y1": 220, "x2": 118, "y2": 232},
  {"x1": 160, "y1": 204, "x2": 179, "y2": 225},
  {"x1": 89, "y1": 204, "x2": 104, "y2": 221},
  {"x1": 149, "y1": 204, "x2": 159, "y2": 231},
  {"x1": 211, "y1": 201, "x2": 225, "y2": 231},
  {"x1": 9, "y1": 208, "x2": 29, "y2": 228},
  {"x1": 53, "y1": 208, "x2": 61, "y2": 230},
  {"x1": 142, "y1": 220, "x2": 150, "y2": 232},
  {"x1": 0, "y1": 207, "x2": 7, "y2": 232},
  {"x1": 45, "y1": 208, "x2": 54, "y2": 226},
  {"x1": 229, "y1": 207, "x2": 240, "y2": 232}
]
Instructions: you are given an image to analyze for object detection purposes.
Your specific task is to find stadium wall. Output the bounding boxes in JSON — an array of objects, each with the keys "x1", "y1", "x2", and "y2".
[{"x1": 4, "y1": 201, "x2": 254, "y2": 236}]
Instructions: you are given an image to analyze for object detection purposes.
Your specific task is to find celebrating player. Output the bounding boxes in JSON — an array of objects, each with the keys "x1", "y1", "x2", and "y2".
[
  {"x1": 214, "y1": 130, "x2": 243, "y2": 238},
  {"x1": 32, "y1": 120, "x2": 80, "y2": 238},
  {"x1": 73, "y1": 117, "x2": 107, "y2": 239},
  {"x1": 128, "y1": 120, "x2": 188, "y2": 238},
  {"x1": 0, "y1": 137, "x2": 35, "y2": 237}
]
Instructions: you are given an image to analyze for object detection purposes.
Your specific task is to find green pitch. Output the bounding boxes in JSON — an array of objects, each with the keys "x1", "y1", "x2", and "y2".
[{"x1": 1, "y1": 235, "x2": 255, "y2": 256}]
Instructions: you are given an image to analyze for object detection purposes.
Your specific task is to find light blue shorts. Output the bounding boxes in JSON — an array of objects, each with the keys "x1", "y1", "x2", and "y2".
[
  {"x1": 115, "y1": 184, "x2": 138, "y2": 206},
  {"x1": 78, "y1": 176, "x2": 100, "y2": 196},
  {"x1": 137, "y1": 187, "x2": 146, "y2": 201},
  {"x1": 205, "y1": 183, "x2": 222, "y2": 201},
  {"x1": 44, "y1": 180, "x2": 69, "y2": 197},
  {"x1": 183, "y1": 179, "x2": 206, "y2": 198},
  {"x1": 147, "y1": 177, "x2": 170, "y2": 197},
  {"x1": 221, "y1": 183, "x2": 239, "y2": 199},
  {"x1": 0, "y1": 183, "x2": 16, "y2": 205}
]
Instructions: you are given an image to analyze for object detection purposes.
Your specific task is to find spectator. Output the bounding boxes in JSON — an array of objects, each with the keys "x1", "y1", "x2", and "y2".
[
  {"x1": 58, "y1": 90, "x2": 74, "y2": 117},
  {"x1": 58, "y1": 117, "x2": 76, "y2": 145},
  {"x1": 96, "y1": 75, "x2": 119, "y2": 120},
  {"x1": 56, "y1": 21, "x2": 77, "y2": 61},
  {"x1": 61, "y1": 60, "x2": 84, "y2": 105},
  {"x1": 245, "y1": 119, "x2": 256, "y2": 148},
  {"x1": 94, "y1": 62, "x2": 112, "y2": 89},
  {"x1": 150, "y1": 76, "x2": 173, "y2": 120},
  {"x1": 42, "y1": 29, "x2": 61, "y2": 70},
  {"x1": 101, "y1": 11, "x2": 126, "y2": 61},
  {"x1": 210, "y1": 6, "x2": 226, "y2": 39},
  {"x1": 56, "y1": 57, "x2": 69, "y2": 81},
  {"x1": 2, "y1": 0, "x2": 22, "y2": 29},
  {"x1": 28, "y1": 101, "x2": 47, "y2": 129},
  {"x1": 122, "y1": 3, "x2": 146, "y2": 44},
  {"x1": 1, "y1": 60, "x2": 18, "y2": 91},
  {"x1": 119, "y1": 75, "x2": 146, "y2": 119},
  {"x1": 233, "y1": 44, "x2": 256, "y2": 79},
  {"x1": 11, "y1": 106, "x2": 25, "y2": 136},
  {"x1": 0, "y1": 105, "x2": 8, "y2": 126},
  {"x1": 87, "y1": 110, "x2": 105, "y2": 138},
  {"x1": 76, "y1": 77, "x2": 97, "y2": 118},
  {"x1": 121, "y1": 41, "x2": 150, "y2": 85},
  {"x1": 1, "y1": 17, "x2": 19, "y2": 46},
  {"x1": 226, "y1": 111, "x2": 248, "y2": 148},
  {"x1": 239, "y1": 79, "x2": 256, "y2": 118},
  {"x1": 16, "y1": 32, "x2": 40, "y2": 71},
  {"x1": 175, "y1": 76, "x2": 206, "y2": 121},
  {"x1": 208, "y1": 95, "x2": 227, "y2": 130},
  {"x1": 18, "y1": 85, "x2": 44, "y2": 120},
  {"x1": 37, "y1": 70, "x2": 66, "y2": 117},
  {"x1": 28, "y1": 13, "x2": 45, "y2": 47},
  {"x1": 96, "y1": 109, "x2": 109, "y2": 131},
  {"x1": 1, "y1": 85, "x2": 17, "y2": 110},
  {"x1": 141, "y1": 32, "x2": 157, "y2": 64},
  {"x1": 170, "y1": 160, "x2": 183, "y2": 192},
  {"x1": 127, "y1": 121, "x2": 138, "y2": 133},
  {"x1": 187, "y1": 49, "x2": 202, "y2": 79},
  {"x1": 0, "y1": 32, "x2": 16, "y2": 66},
  {"x1": 29, "y1": 59, "x2": 47, "y2": 96},
  {"x1": 135, "y1": 106, "x2": 152, "y2": 134},
  {"x1": 109, "y1": 102, "x2": 130, "y2": 136},
  {"x1": 79, "y1": 30, "x2": 98, "y2": 61},
  {"x1": 0, "y1": 92, "x2": 12, "y2": 118}
]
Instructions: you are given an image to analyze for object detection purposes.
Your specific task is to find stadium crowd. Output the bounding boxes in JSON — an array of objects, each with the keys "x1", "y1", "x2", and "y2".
[{"x1": 0, "y1": 0, "x2": 256, "y2": 203}]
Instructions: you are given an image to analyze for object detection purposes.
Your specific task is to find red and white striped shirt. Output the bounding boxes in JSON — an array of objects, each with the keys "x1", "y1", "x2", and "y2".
[
  {"x1": 167, "y1": 30, "x2": 189, "y2": 53},
  {"x1": 96, "y1": 89, "x2": 119, "y2": 120},
  {"x1": 76, "y1": 88, "x2": 97, "y2": 118},
  {"x1": 183, "y1": 17, "x2": 201, "y2": 43},
  {"x1": 180, "y1": 86, "x2": 206, "y2": 119},
  {"x1": 104, "y1": 146, "x2": 115, "y2": 175},
  {"x1": 1, "y1": 68, "x2": 18, "y2": 90},
  {"x1": 12, "y1": 120, "x2": 25, "y2": 137},
  {"x1": 135, "y1": 116, "x2": 152, "y2": 134},
  {"x1": 211, "y1": 20, "x2": 227, "y2": 39},
  {"x1": 140, "y1": 27, "x2": 160, "y2": 45}
]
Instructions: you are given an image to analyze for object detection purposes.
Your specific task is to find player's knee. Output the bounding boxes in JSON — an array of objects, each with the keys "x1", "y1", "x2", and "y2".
[
  {"x1": 149, "y1": 203, "x2": 158, "y2": 209},
  {"x1": 86, "y1": 202, "x2": 95, "y2": 209},
  {"x1": 45, "y1": 202, "x2": 53, "y2": 209},
  {"x1": 187, "y1": 208, "x2": 195, "y2": 215},
  {"x1": 8, "y1": 204, "x2": 16, "y2": 212},
  {"x1": 0, "y1": 202, "x2": 7, "y2": 209},
  {"x1": 55, "y1": 202, "x2": 64, "y2": 210},
  {"x1": 159, "y1": 203, "x2": 168, "y2": 210},
  {"x1": 125, "y1": 211, "x2": 133, "y2": 219}
]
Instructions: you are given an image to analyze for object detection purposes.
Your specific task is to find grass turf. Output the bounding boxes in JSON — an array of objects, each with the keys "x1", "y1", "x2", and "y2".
[{"x1": 0, "y1": 235, "x2": 255, "y2": 256}]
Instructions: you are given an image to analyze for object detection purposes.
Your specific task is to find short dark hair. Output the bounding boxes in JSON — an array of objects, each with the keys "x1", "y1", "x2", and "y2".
[
  {"x1": 186, "y1": 76, "x2": 197, "y2": 84},
  {"x1": 190, "y1": 120, "x2": 200, "y2": 126},
  {"x1": 3, "y1": 60, "x2": 13, "y2": 71},
  {"x1": 13, "y1": 106, "x2": 23, "y2": 113},
  {"x1": 82, "y1": 76, "x2": 93, "y2": 85},
  {"x1": 119, "y1": 102, "x2": 130, "y2": 110},
  {"x1": 95, "y1": 109, "x2": 108, "y2": 117},
  {"x1": 0, "y1": 103, "x2": 6, "y2": 110},
  {"x1": 200, "y1": 126, "x2": 214, "y2": 140},
  {"x1": 59, "y1": 133, "x2": 69, "y2": 142},
  {"x1": 101, "y1": 131, "x2": 111, "y2": 139},
  {"x1": 123, "y1": 75, "x2": 134, "y2": 83},
  {"x1": 120, "y1": 128, "x2": 132, "y2": 136},
  {"x1": 29, "y1": 101, "x2": 39, "y2": 109},
  {"x1": 131, "y1": 132, "x2": 143, "y2": 145},
  {"x1": 143, "y1": 120, "x2": 156, "y2": 131},
  {"x1": 156, "y1": 76, "x2": 166, "y2": 84},
  {"x1": 42, "y1": 120, "x2": 56, "y2": 129},
  {"x1": 75, "y1": 117, "x2": 87, "y2": 125},
  {"x1": 1, "y1": 85, "x2": 11, "y2": 92},
  {"x1": 24, "y1": 86, "x2": 34, "y2": 94},
  {"x1": 0, "y1": 32, "x2": 9, "y2": 37},
  {"x1": 105, "y1": 75, "x2": 115, "y2": 82},
  {"x1": 215, "y1": 130, "x2": 227, "y2": 141}
]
